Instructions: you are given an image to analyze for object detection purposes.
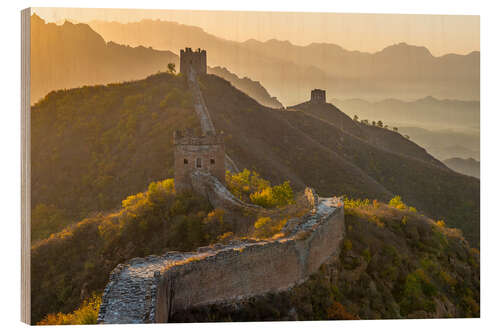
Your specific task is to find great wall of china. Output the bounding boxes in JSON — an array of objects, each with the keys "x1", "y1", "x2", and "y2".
[
  {"x1": 98, "y1": 185, "x2": 344, "y2": 323},
  {"x1": 97, "y1": 49, "x2": 346, "y2": 323}
]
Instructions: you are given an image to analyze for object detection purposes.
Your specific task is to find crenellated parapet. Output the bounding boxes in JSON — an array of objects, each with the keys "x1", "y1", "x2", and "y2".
[{"x1": 180, "y1": 47, "x2": 207, "y2": 75}]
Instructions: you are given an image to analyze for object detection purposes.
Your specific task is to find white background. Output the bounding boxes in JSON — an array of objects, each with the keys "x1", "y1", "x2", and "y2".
[{"x1": 1, "y1": 0, "x2": 498, "y2": 331}]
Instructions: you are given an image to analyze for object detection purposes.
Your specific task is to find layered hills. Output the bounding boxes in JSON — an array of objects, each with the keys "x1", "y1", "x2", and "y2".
[
  {"x1": 331, "y1": 96, "x2": 480, "y2": 131},
  {"x1": 31, "y1": 72, "x2": 480, "y2": 249},
  {"x1": 89, "y1": 19, "x2": 479, "y2": 104},
  {"x1": 30, "y1": 14, "x2": 177, "y2": 103},
  {"x1": 443, "y1": 158, "x2": 480, "y2": 179},
  {"x1": 30, "y1": 14, "x2": 283, "y2": 110},
  {"x1": 199, "y1": 74, "x2": 479, "y2": 247}
]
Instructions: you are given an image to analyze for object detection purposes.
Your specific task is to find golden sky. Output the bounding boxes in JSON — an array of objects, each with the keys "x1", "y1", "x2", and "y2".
[{"x1": 33, "y1": 7, "x2": 479, "y2": 56}]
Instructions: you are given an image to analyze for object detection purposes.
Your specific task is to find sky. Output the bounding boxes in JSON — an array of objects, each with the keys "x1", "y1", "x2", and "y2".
[{"x1": 32, "y1": 7, "x2": 479, "y2": 57}]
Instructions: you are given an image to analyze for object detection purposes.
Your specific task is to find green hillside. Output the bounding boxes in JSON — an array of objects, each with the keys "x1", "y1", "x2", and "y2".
[
  {"x1": 173, "y1": 200, "x2": 480, "y2": 321},
  {"x1": 32, "y1": 179, "x2": 215, "y2": 323},
  {"x1": 199, "y1": 74, "x2": 480, "y2": 247},
  {"x1": 31, "y1": 72, "x2": 480, "y2": 248},
  {"x1": 31, "y1": 72, "x2": 198, "y2": 241}
]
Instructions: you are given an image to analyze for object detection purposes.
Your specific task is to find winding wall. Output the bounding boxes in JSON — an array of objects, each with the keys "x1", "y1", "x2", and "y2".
[{"x1": 98, "y1": 188, "x2": 344, "y2": 324}]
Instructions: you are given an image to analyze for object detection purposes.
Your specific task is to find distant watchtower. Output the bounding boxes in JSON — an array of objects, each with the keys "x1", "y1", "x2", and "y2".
[
  {"x1": 310, "y1": 89, "x2": 326, "y2": 104},
  {"x1": 180, "y1": 48, "x2": 207, "y2": 75},
  {"x1": 174, "y1": 129, "x2": 225, "y2": 192}
]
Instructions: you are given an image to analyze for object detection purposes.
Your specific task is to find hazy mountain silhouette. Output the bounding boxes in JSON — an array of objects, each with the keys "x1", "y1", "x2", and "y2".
[
  {"x1": 31, "y1": 14, "x2": 283, "y2": 109},
  {"x1": 331, "y1": 96, "x2": 479, "y2": 130},
  {"x1": 444, "y1": 157, "x2": 480, "y2": 179},
  {"x1": 88, "y1": 19, "x2": 479, "y2": 104},
  {"x1": 30, "y1": 14, "x2": 177, "y2": 103},
  {"x1": 397, "y1": 126, "x2": 480, "y2": 161},
  {"x1": 331, "y1": 97, "x2": 480, "y2": 161},
  {"x1": 207, "y1": 66, "x2": 283, "y2": 108}
]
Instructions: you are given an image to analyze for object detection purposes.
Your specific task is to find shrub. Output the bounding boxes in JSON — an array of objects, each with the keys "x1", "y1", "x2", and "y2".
[
  {"x1": 38, "y1": 293, "x2": 101, "y2": 325},
  {"x1": 254, "y1": 217, "x2": 287, "y2": 239},
  {"x1": 388, "y1": 195, "x2": 407, "y2": 210},
  {"x1": 226, "y1": 169, "x2": 294, "y2": 208},
  {"x1": 326, "y1": 302, "x2": 358, "y2": 320},
  {"x1": 436, "y1": 220, "x2": 446, "y2": 228}
]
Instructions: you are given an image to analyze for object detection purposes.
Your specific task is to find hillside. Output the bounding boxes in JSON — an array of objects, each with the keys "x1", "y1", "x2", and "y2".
[
  {"x1": 199, "y1": 74, "x2": 480, "y2": 247},
  {"x1": 330, "y1": 97, "x2": 480, "y2": 161},
  {"x1": 89, "y1": 19, "x2": 479, "y2": 104},
  {"x1": 444, "y1": 158, "x2": 480, "y2": 179},
  {"x1": 32, "y1": 180, "x2": 479, "y2": 323},
  {"x1": 173, "y1": 201, "x2": 479, "y2": 321},
  {"x1": 31, "y1": 179, "x2": 215, "y2": 323},
  {"x1": 31, "y1": 72, "x2": 480, "y2": 248},
  {"x1": 30, "y1": 14, "x2": 177, "y2": 103},
  {"x1": 287, "y1": 101, "x2": 445, "y2": 167},
  {"x1": 31, "y1": 72, "x2": 199, "y2": 241}
]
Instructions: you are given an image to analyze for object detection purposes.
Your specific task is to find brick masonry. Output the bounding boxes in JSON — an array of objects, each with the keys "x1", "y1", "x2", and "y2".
[{"x1": 98, "y1": 184, "x2": 345, "y2": 324}]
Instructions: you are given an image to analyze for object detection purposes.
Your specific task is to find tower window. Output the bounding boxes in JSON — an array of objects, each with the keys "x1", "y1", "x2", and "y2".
[
  {"x1": 196, "y1": 158, "x2": 202, "y2": 168},
  {"x1": 184, "y1": 159, "x2": 188, "y2": 165},
  {"x1": 210, "y1": 159, "x2": 215, "y2": 165}
]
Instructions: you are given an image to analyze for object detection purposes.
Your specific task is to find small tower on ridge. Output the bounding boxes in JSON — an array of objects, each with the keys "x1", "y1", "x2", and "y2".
[
  {"x1": 173, "y1": 129, "x2": 225, "y2": 192},
  {"x1": 180, "y1": 47, "x2": 207, "y2": 75},
  {"x1": 310, "y1": 89, "x2": 326, "y2": 104}
]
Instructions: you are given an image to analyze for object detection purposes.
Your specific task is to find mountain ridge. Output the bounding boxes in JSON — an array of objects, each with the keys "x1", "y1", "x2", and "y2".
[{"x1": 88, "y1": 18, "x2": 479, "y2": 104}]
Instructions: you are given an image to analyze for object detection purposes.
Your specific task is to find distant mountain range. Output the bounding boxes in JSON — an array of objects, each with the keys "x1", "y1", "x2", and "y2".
[
  {"x1": 444, "y1": 157, "x2": 480, "y2": 179},
  {"x1": 331, "y1": 96, "x2": 479, "y2": 130},
  {"x1": 30, "y1": 14, "x2": 177, "y2": 103},
  {"x1": 30, "y1": 14, "x2": 282, "y2": 109},
  {"x1": 397, "y1": 126, "x2": 480, "y2": 162},
  {"x1": 207, "y1": 66, "x2": 283, "y2": 108},
  {"x1": 88, "y1": 19, "x2": 479, "y2": 104},
  {"x1": 330, "y1": 97, "x2": 480, "y2": 162}
]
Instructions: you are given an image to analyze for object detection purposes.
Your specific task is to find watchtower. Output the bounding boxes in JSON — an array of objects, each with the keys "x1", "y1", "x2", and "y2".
[
  {"x1": 174, "y1": 129, "x2": 225, "y2": 192},
  {"x1": 310, "y1": 89, "x2": 326, "y2": 104},
  {"x1": 180, "y1": 47, "x2": 207, "y2": 75}
]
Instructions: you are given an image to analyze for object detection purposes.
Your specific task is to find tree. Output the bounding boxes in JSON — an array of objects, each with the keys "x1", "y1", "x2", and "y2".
[
  {"x1": 372, "y1": 121, "x2": 376, "y2": 126},
  {"x1": 393, "y1": 127, "x2": 398, "y2": 132},
  {"x1": 167, "y1": 63, "x2": 176, "y2": 74},
  {"x1": 377, "y1": 120, "x2": 383, "y2": 127},
  {"x1": 353, "y1": 115, "x2": 359, "y2": 122}
]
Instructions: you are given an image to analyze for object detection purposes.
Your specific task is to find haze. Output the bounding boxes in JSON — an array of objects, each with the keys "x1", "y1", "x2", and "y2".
[{"x1": 33, "y1": 7, "x2": 479, "y2": 57}]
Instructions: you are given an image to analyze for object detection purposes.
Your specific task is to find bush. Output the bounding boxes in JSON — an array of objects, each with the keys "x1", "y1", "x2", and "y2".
[
  {"x1": 389, "y1": 196, "x2": 407, "y2": 210},
  {"x1": 226, "y1": 169, "x2": 294, "y2": 208},
  {"x1": 38, "y1": 293, "x2": 101, "y2": 325},
  {"x1": 253, "y1": 217, "x2": 287, "y2": 239}
]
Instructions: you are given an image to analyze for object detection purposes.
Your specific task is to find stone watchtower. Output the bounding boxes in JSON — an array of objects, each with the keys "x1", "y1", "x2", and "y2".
[
  {"x1": 180, "y1": 47, "x2": 207, "y2": 75},
  {"x1": 310, "y1": 89, "x2": 326, "y2": 104},
  {"x1": 174, "y1": 129, "x2": 225, "y2": 192}
]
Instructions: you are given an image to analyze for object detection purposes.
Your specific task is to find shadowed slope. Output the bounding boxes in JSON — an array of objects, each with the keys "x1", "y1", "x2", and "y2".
[{"x1": 199, "y1": 74, "x2": 479, "y2": 247}]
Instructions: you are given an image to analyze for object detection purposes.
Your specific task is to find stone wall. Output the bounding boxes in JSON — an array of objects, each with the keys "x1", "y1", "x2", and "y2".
[
  {"x1": 174, "y1": 132, "x2": 226, "y2": 192},
  {"x1": 310, "y1": 89, "x2": 326, "y2": 104},
  {"x1": 98, "y1": 189, "x2": 345, "y2": 324},
  {"x1": 180, "y1": 48, "x2": 207, "y2": 75},
  {"x1": 154, "y1": 195, "x2": 344, "y2": 322}
]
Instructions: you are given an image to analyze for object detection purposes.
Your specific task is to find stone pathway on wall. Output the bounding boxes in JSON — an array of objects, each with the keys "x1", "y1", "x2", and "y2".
[
  {"x1": 187, "y1": 69, "x2": 239, "y2": 173},
  {"x1": 98, "y1": 193, "x2": 344, "y2": 324}
]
